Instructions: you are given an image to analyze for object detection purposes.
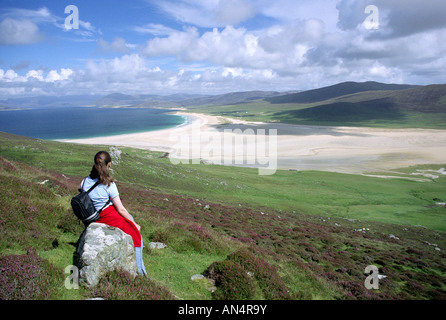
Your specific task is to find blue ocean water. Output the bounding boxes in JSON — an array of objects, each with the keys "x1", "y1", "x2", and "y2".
[{"x1": 0, "y1": 107, "x2": 185, "y2": 140}]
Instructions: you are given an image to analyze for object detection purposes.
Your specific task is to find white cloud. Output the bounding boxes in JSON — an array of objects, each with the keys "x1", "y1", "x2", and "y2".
[
  {"x1": 337, "y1": 0, "x2": 446, "y2": 38},
  {"x1": 142, "y1": 26, "x2": 256, "y2": 66},
  {"x1": 222, "y1": 67, "x2": 244, "y2": 78},
  {"x1": 0, "y1": 67, "x2": 76, "y2": 98},
  {"x1": 0, "y1": 53, "x2": 294, "y2": 98},
  {"x1": 25, "y1": 69, "x2": 44, "y2": 81},
  {"x1": 0, "y1": 18, "x2": 44, "y2": 45},
  {"x1": 97, "y1": 37, "x2": 131, "y2": 53},
  {"x1": 258, "y1": 0, "x2": 339, "y2": 29},
  {"x1": 0, "y1": 6, "x2": 100, "y2": 43},
  {"x1": 142, "y1": 0, "x2": 446, "y2": 89},
  {"x1": 142, "y1": 27, "x2": 200, "y2": 57},
  {"x1": 82, "y1": 54, "x2": 177, "y2": 92},
  {"x1": 0, "y1": 7, "x2": 53, "y2": 23},
  {"x1": 155, "y1": 0, "x2": 338, "y2": 29},
  {"x1": 156, "y1": 0, "x2": 256, "y2": 27},
  {"x1": 133, "y1": 23, "x2": 178, "y2": 36},
  {"x1": 141, "y1": 22, "x2": 328, "y2": 76},
  {"x1": 1, "y1": 1, "x2": 446, "y2": 98},
  {"x1": 214, "y1": 0, "x2": 256, "y2": 25},
  {"x1": 45, "y1": 68, "x2": 73, "y2": 82},
  {"x1": 0, "y1": 67, "x2": 73, "y2": 83},
  {"x1": 0, "y1": 69, "x2": 19, "y2": 81}
]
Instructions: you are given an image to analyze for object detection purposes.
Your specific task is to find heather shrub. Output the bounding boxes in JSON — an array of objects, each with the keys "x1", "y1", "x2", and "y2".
[
  {"x1": 404, "y1": 280, "x2": 427, "y2": 297},
  {"x1": 227, "y1": 248, "x2": 292, "y2": 300},
  {"x1": 339, "y1": 280, "x2": 384, "y2": 300},
  {"x1": 227, "y1": 248, "x2": 258, "y2": 272},
  {"x1": 2, "y1": 140, "x2": 446, "y2": 301},
  {"x1": 204, "y1": 260, "x2": 255, "y2": 300},
  {"x1": 0, "y1": 249, "x2": 62, "y2": 300},
  {"x1": 32, "y1": 175, "x2": 71, "y2": 197},
  {"x1": 87, "y1": 268, "x2": 176, "y2": 300},
  {"x1": 0, "y1": 156, "x2": 17, "y2": 172},
  {"x1": 0, "y1": 174, "x2": 66, "y2": 251},
  {"x1": 57, "y1": 209, "x2": 85, "y2": 234},
  {"x1": 149, "y1": 227, "x2": 170, "y2": 244}
]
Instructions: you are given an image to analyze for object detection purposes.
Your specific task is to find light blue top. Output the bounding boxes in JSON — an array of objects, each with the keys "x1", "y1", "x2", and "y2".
[{"x1": 81, "y1": 176, "x2": 119, "y2": 211}]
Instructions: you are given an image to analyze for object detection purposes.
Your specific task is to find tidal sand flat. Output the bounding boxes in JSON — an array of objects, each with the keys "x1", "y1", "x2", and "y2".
[{"x1": 60, "y1": 112, "x2": 446, "y2": 174}]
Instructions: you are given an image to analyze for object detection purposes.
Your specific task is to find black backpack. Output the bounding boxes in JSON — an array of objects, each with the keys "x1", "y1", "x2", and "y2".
[{"x1": 71, "y1": 178, "x2": 110, "y2": 226}]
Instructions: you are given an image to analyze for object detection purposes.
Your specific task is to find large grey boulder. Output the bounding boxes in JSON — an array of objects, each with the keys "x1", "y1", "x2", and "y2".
[{"x1": 75, "y1": 222, "x2": 138, "y2": 288}]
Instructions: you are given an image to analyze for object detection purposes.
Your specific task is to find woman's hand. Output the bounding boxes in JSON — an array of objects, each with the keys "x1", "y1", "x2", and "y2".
[{"x1": 133, "y1": 222, "x2": 141, "y2": 231}]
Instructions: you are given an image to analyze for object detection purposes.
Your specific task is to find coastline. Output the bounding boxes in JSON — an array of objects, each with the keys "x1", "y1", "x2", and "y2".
[
  {"x1": 58, "y1": 111, "x2": 446, "y2": 174},
  {"x1": 57, "y1": 112, "x2": 214, "y2": 153}
]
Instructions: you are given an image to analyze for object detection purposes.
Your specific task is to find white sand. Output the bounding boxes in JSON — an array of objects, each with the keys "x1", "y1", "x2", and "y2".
[{"x1": 59, "y1": 112, "x2": 446, "y2": 174}]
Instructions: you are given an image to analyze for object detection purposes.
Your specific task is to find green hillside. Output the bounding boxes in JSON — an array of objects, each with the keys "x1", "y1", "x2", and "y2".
[
  {"x1": 265, "y1": 81, "x2": 416, "y2": 104},
  {"x1": 189, "y1": 83, "x2": 446, "y2": 129},
  {"x1": 0, "y1": 132, "x2": 445, "y2": 300}
]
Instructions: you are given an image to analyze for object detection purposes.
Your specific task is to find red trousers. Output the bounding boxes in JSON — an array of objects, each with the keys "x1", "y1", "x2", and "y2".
[{"x1": 96, "y1": 205, "x2": 141, "y2": 247}]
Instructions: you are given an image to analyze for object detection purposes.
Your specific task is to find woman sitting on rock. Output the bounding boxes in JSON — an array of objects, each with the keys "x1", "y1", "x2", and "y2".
[{"x1": 80, "y1": 150, "x2": 147, "y2": 276}]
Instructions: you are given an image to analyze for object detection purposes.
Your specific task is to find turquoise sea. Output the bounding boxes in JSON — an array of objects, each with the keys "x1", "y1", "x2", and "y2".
[{"x1": 0, "y1": 107, "x2": 185, "y2": 140}]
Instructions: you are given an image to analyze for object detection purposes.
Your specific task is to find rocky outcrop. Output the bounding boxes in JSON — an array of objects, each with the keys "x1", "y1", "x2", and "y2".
[
  {"x1": 149, "y1": 242, "x2": 167, "y2": 249},
  {"x1": 75, "y1": 222, "x2": 138, "y2": 288}
]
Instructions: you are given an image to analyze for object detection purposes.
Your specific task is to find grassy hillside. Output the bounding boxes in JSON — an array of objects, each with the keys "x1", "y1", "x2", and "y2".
[
  {"x1": 0, "y1": 132, "x2": 445, "y2": 300},
  {"x1": 265, "y1": 81, "x2": 416, "y2": 104},
  {"x1": 189, "y1": 83, "x2": 446, "y2": 129}
]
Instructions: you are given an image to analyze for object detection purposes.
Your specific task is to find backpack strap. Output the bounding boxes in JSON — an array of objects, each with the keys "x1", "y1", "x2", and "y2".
[
  {"x1": 79, "y1": 177, "x2": 100, "y2": 193},
  {"x1": 83, "y1": 199, "x2": 111, "y2": 223},
  {"x1": 98, "y1": 199, "x2": 112, "y2": 213},
  {"x1": 82, "y1": 177, "x2": 112, "y2": 211},
  {"x1": 86, "y1": 181, "x2": 100, "y2": 194}
]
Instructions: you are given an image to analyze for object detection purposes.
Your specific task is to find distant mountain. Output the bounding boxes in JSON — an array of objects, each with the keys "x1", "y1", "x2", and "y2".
[
  {"x1": 290, "y1": 83, "x2": 446, "y2": 113},
  {"x1": 268, "y1": 83, "x2": 446, "y2": 128},
  {"x1": 131, "y1": 90, "x2": 283, "y2": 108},
  {"x1": 0, "y1": 91, "x2": 282, "y2": 110},
  {"x1": 265, "y1": 81, "x2": 418, "y2": 104},
  {"x1": 94, "y1": 93, "x2": 151, "y2": 107},
  {"x1": 95, "y1": 93, "x2": 207, "y2": 107},
  {"x1": 0, "y1": 95, "x2": 101, "y2": 109},
  {"x1": 134, "y1": 93, "x2": 207, "y2": 108},
  {"x1": 387, "y1": 84, "x2": 446, "y2": 112},
  {"x1": 178, "y1": 90, "x2": 281, "y2": 108},
  {"x1": 3, "y1": 82, "x2": 442, "y2": 121}
]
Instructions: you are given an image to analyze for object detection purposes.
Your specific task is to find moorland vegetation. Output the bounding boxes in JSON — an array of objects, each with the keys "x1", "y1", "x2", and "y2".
[{"x1": 0, "y1": 131, "x2": 445, "y2": 300}]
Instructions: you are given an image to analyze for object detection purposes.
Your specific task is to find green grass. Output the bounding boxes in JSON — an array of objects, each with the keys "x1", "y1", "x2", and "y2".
[
  {"x1": 145, "y1": 248, "x2": 227, "y2": 300},
  {"x1": 1, "y1": 132, "x2": 445, "y2": 300},
  {"x1": 1, "y1": 132, "x2": 445, "y2": 233}
]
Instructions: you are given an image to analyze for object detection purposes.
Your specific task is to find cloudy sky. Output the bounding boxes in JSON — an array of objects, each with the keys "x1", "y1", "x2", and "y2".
[{"x1": 0, "y1": 0, "x2": 445, "y2": 99}]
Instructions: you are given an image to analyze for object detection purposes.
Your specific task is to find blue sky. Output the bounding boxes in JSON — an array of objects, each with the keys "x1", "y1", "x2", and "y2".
[{"x1": 0, "y1": 0, "x2": 445, "y2": 99}]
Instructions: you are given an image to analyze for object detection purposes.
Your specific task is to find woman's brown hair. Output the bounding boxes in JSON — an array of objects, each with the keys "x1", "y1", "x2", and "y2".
[{"x1": 89, "y1": 151, "x2": 114, "y2": 186}]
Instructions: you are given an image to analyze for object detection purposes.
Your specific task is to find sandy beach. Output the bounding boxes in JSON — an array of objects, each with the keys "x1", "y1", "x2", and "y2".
[{"x1": 59, "y1": 112, "x2": 446, "y2": 174}]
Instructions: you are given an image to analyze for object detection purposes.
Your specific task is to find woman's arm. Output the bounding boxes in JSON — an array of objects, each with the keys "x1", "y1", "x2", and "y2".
[{"x1": 112, "y1": 196, "x2": 141, "y2": 231}]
